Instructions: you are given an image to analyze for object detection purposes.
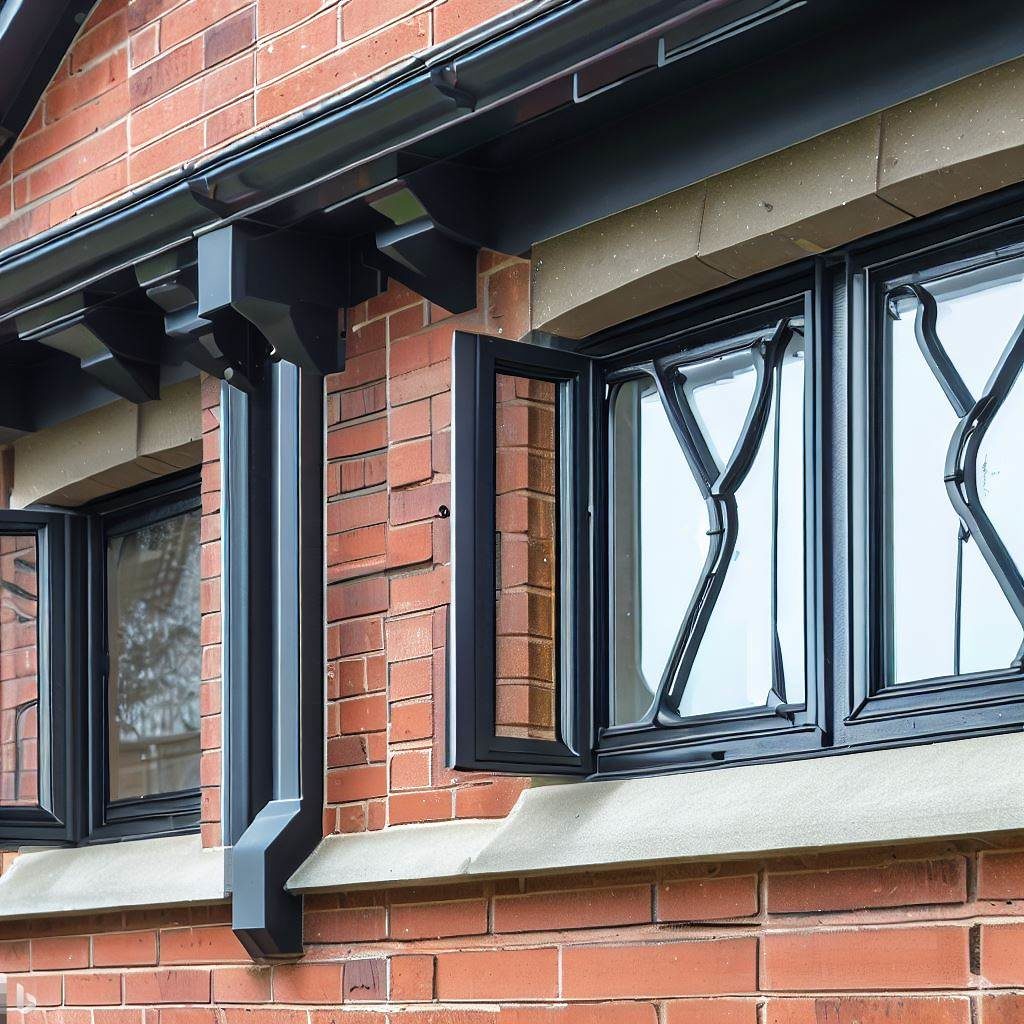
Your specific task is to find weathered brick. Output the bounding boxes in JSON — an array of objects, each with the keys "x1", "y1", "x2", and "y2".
[
  {"x1": 390, "y1": 899, "x2": 488, "y2": 940},
  {"x1": 767, "y1": 859, "x2": 966, "y2": 913},
  {"x1": 766, "y1": 997, "x2": 971, "y2": 1024},
  {"x1": 563, "y1": 938, "x2": 757, "y2": 999},
  {"x1": 761, "y1": 926, "x2": 970, "y2": 991},
  {"x1": 434, "y1": 947, "x2": 559, "y2": 1001}
]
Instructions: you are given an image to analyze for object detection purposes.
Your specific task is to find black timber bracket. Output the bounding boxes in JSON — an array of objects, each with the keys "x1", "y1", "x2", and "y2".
[
  {"x1": 136, "y1": 249, "x2": 268, "y2": 392},
  {"x1": 228, "y1": 360, "x2": 324, "y2": 961},
  {"x1": 363, "y1": 162, "x2": 490, "y2": 314},
  {"x1": 17, "y1": 292, "x2": 164, "y2": 404},
  {"x1": 198, "y1": 222, "x2": 352, "y2": 376}
]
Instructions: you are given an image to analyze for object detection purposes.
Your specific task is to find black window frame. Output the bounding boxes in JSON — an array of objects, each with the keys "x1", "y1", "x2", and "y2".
[
  {"x1": 846, "y1": 218, "x2": 1024, "y2": 746},
  {"x1": 451, "y1": 186, "x2": 1024, "y2": 781},
  {"x1": 0, "y1": 509, "x2": 79, "y2": 843},
  {"x1": 85, "y1": 469, "x2": 203, "y2": 842}
]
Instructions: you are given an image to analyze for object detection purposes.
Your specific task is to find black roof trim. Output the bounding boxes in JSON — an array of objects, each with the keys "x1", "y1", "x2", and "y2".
[{"x1": 0, "y1": 0, "x2": 99, "y2": 161}]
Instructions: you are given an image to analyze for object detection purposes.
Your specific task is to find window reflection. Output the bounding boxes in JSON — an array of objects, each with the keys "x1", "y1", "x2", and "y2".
[
  {"x1": 611, "y1": 323, "x2": 806, "y2": 725},
  {"x1": 107, "y1": 509, "x2": 201, "y2": 801},
  {"x1": 886, "y1": 258, "x2": 1024, "y2": 683},
  {"x1": 0, "y1": 535, "x2": 39, "y2": 807}
]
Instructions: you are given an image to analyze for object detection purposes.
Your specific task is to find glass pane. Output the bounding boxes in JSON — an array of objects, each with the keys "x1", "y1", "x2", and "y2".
[
  {"x1": 610, "y1": 378, "x2": 707, "y2": 724},
  {"x1": 610, "y1": 328, "x2": 807, "y2": 724},
  {"x1": 108, "y1": 509, "x2": 201, "y2": 801},
  {"x1": 494, "y1": 373, "x2": 558, "y2": 740},
  {"x1": 680, "y1": 334, "x2": 806, "y2": 716},
  {"x1": 0, "y1": 535, "x2": 40, "y2": 808},
  {"x1": 887, "y1": 257, "x2": 1024, "y2": 684}
]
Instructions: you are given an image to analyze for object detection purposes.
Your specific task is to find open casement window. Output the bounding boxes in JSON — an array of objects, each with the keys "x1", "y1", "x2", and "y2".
[
  {"x1": 451, "y1": 332, "x2": 596, "y2": 774},
  {"x1": 0, "y1": 510, "x2": 77, "y2": 843},
  {"x1": 850, "y1": 234, "x2": 1024, "y2": 739}
]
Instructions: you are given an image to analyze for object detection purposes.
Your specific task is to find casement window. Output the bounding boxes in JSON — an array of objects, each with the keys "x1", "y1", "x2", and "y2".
[
  {"x1": 0, "y1": 471, "x2": 202, "y2": 842},
  {"x1": 451, "y1": 204, "x2": 1024, "y2": 778}
]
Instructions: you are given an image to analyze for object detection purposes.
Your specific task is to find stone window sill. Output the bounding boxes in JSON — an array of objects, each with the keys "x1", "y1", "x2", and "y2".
[
  {"x1": 289, "y1": 732, "x2": 1024, "y2": 894},
  {"x1": 0, "y1": 834, "x2": 227, "y2": 920}
]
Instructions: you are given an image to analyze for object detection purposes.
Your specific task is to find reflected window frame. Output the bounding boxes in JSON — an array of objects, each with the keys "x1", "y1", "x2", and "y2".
[
  {"x1": 85, "y1": 470, "x2": 203, "y2": 841},
  {"x1": 849, "y1": 225, "x2": 1024, "y2": 743},
  {"x1": 596, "y1": 292, "x2": 829, "y2": 776}
]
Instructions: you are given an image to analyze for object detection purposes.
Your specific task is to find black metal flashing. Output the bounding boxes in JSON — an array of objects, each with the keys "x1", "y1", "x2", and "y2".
[{"x1": 0, "y1": 1, "x2": 99, "y2": 162}]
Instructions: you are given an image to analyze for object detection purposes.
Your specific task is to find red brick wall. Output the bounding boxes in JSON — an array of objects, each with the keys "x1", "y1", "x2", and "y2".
[
  {"x1": 199, "y1": 375, "x2": 223, "y2": 848},
  {"x1": 0, "y1": 0, "x2": 527, "y2": 249},
  {"x1": 0, "y1": 0, "x2": 1010, "y2": 1017},
  {"x1": 324, "y1": 251, "x2": 531, "y2": 835},
  {"x1": 3, "y1": 842, "x2": 1024, "y2": 1020}
]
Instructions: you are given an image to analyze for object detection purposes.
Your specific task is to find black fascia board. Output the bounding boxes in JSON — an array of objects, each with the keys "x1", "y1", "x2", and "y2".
[
  {"x1": 1, "y1": 0, "x2": 1024, "y2": 335},
  {"x1": 0, "y1": 1, "x2": 99, "y2": 160},
  {"x1": 0, "y1": 0, "x2": 802, "y2": 322}
]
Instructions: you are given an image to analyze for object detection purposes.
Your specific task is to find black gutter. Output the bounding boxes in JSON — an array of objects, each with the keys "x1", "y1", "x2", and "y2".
[{"x1": 0, "y1": 0, "x2": 724, "y2": 319}]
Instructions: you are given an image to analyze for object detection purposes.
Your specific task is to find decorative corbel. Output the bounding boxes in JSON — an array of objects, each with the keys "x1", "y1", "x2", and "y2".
[
  {"x1": 136, "y1": 250, "x2": 268, "y2": 392},
  {"x1": 18, "y1": 294, "x2": 164, "y2": 404},
  {"x1": 198, "y1": 223, "x2": 352, "y2": 375}
]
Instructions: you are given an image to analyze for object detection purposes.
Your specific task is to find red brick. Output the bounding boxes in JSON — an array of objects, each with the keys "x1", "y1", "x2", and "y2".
[
  {"x1": 6, "y1": 972, "x2": 61, "y2": 1007},
  {"x1": 435, "y1": 947, "x2": 559, "y2": 1001},
  {"x1": 65, "y1": 972, "x2": 123, "y2": 1006},
  {"x1": 761, "y1": 926, "x2": 970, "y2": 991},
  {"x1": 981, "y1": 995, "x2": 1024, "y2": 1024},
  {"x1": 129, "y1": 38, "x2": 203, "y2": 106},
  {"x1": 981, "y1": 922, "x2": 1024, "y2": 985},
  {"x1": 337, "y1": 693, "x2": 388, "y2": 734},
  {"x1": 327, "y1": 492, "x2": 388, "y2": 534},
  {"x1": 665, "y1": 1002, "x2": 757, "y2": 1024},
  {"x1": 389, "y1": 789, "x2": 450, "y2": 825},
  {"x1": 767, "y1": 858, "x2": 966, "y2": 913},
  {"x1": 273, "y1": 963, "x2": 343, "y2": 1004},
  {"x1": 386, "y1": 522, "x2": 433, "y2": 569},
  {"x1": 390, "y1": 566, "x2": 449, "y2": 615},
  {"x1": 658, "y1": 875, "x2": 759, "y2": 921},
  {"x1": 327, "y1": 763, "x2": 386, "y2": 802},
  {"x1": 390, "y1": 480, "x2": 450, "y2": 526},
  {"x1": 257, "y1": 14, "x2": 429, "y2": 123},
  {"x1": 390, "y1": 360, "x2": 450, "y2": 406},
  {"x1": 766, "y1": 997, "x2": 971, "y2": 1024},
  {"x1": 385, "y1": 613, "x2": 434, "y2": 662},
  {"x1": 328, "y1": 576, "x2": 389, "y2": 622},
  {"x1": 256, "y1": 8, "x2": 337, "y2": 83},
  {"x1": 390, "y1": 748, "x2": 430, "y2": 790},
  {"x1": 205, "y1": 7, "x2": 255, "y2": 67},
  {"x1": 434, "y1": 0, "x2": 521, "y2": 42},
  {"x1": 502, "y1": 1008, "x2": 657, "y2": 1024},
  {"x1": 124, "y1": 968, "x2": 212, "y2": 1004},
  {"x1": 212, "y1": 966, "x2": 273, "y2": 1003},
  {"x1": 390, "y1": 899, "x2": 488, "y2": 940},
  {"x1": 978, "y1": 850, "x2": 1024, "y2": 900},
  {"x1": 335, "y1": 616, "x2": 384, "y2": 656},
  {"x1": 31, "y1": 936, "x2": 89, "y2": 970},
  {"x1": 47, "y1": 50, "x2": 127, "y2": 121},
  {"x1": 161, "y1": 0, "x2": 251, "y2": 50},
  {"x1": 304, "y1": 906, "x2": 387, "y2": 943},
  {"x1": 389, "y1": 438, "x2": 432, "y2": 487},
  {"x1": 389, "y1": 657, "x2": 432, "y2": 701},
  {"x1": 563, "y1": 937, "x2": 757, "y2": 999},
  {"x1": 390, "y1": 399, "x2": 432, "y2": 441},
  {"x1": 257, "y1": 0, "x2": 322, "y2": 36},
  {"x1": 391, "y1": 700, "x2": 432, "y2": 741},
  {"x1": 0, "y1": 940, "x2": 30, "y2": 972},
  {"x1": 389, "y1": 325, "x2": 451, "y2": 376},
  {"x1": 160, "y1": 925, "x2": 249, "y2": 964},
  {"x1": 70, "y1": 10, "x2": 128, "y2": 72},
  {"x1": 389, "y1": 954, "x2": 434, "y2": 1002},
  {"x1": 493, "y1": 885, "x2": 652, "y2": 934},
  {"x1": 454, "y1": 778, "x2": 525, "y2": 819}
]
